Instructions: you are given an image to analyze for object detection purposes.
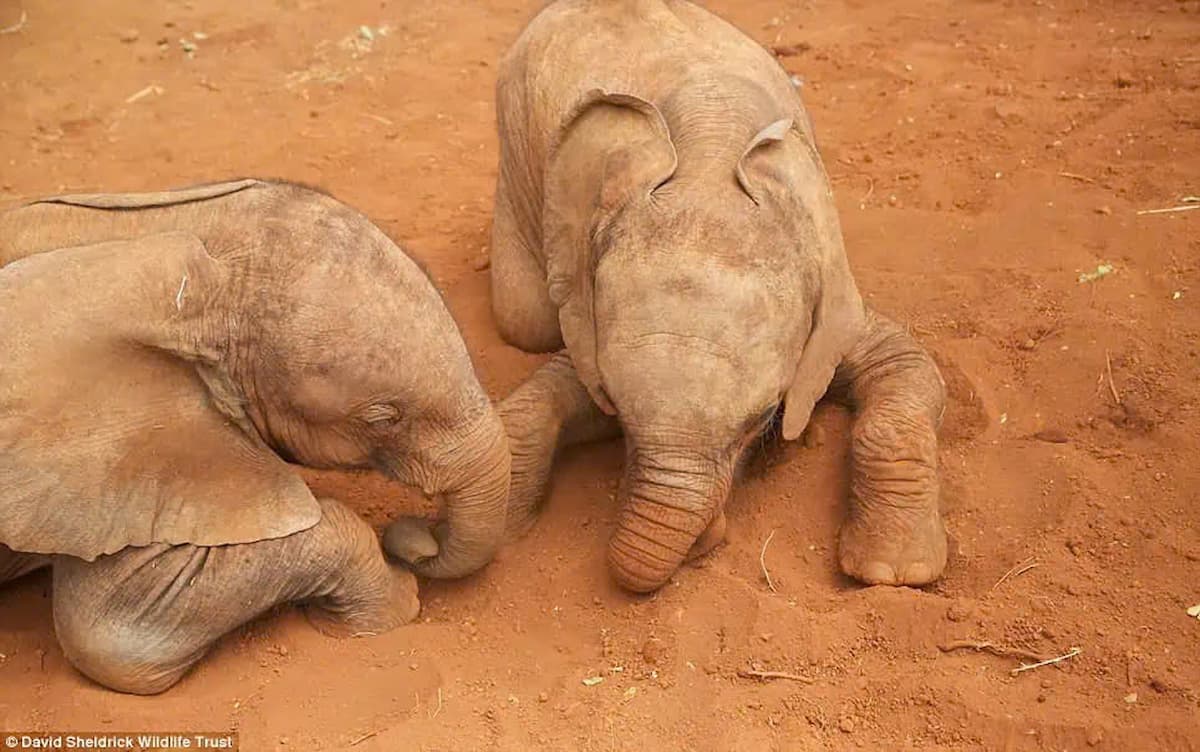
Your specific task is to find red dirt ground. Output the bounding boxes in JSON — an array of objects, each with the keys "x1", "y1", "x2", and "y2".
[{"x1": 2, "y1": 0, "x2": 1198, "y2": 749}]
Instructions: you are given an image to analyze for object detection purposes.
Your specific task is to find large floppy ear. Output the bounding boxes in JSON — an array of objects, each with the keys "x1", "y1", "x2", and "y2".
[
  {"x1": 736, "y1": 118, "x2": 868, "y2": 439},
  {"x1": 0, "y1": 232, "x2": 321, "y2": 561},
  {"x1": 780, "y1": 252, "x2": 866, "y2": 440},
  {"x1": 542, "y1": 89, "x2": 677, "y2": 414}
]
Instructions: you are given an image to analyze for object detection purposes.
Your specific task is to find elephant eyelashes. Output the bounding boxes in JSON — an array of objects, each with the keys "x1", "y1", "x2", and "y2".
[{"x1": 360, "y1": 403, "x2": 403, "y2": 426}]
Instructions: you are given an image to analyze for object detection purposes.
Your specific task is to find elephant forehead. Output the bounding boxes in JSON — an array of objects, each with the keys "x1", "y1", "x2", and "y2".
[{"x1": 595, "y1": 256, "x2": 811, "y2": 340}]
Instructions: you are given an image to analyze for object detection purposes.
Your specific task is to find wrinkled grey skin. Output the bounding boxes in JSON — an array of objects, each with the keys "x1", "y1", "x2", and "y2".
[
  {"x1": 490, "y1": 0, "x2": 947, "y2": 593},
  {"x1": 0, "y1": 180, "x2": 509, "y2": 693}
]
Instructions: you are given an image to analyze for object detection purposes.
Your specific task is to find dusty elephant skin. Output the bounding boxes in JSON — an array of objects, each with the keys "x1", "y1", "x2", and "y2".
[
  {"x1": 0, "y1": 179, "x2": 510, "y2": 693},
  {"x1": 491, "y1": 0, "x2": 948, "y2": 592}
]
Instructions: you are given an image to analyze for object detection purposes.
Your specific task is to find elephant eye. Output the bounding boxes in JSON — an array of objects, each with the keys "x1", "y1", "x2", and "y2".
[{"x1": 361, "y1": 403, "x2": 402, "y2": 426}]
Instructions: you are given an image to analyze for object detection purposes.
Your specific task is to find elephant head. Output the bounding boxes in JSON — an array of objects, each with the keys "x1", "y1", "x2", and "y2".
[
  {"x1": 0, "y1": 181, "x2": 509, "y2": 579},
  {"x1": 544, "y1": 92, "x2": 866, "y2": 592}
]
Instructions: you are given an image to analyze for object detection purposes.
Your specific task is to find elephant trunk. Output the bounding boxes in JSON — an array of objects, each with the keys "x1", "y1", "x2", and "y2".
[
  {"x1": 384, "y1": 410, "x2": 511, "y2": 579},
  {"x1": 607, "y1": 443, "x2": 732, "y2": 593}
]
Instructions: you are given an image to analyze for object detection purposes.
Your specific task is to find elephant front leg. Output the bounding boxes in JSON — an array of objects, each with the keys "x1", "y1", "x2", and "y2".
[
  {"x1": 52, "y1": 498, "x2": 418, "y2": 695},
  {"x1": 500, "y1": 351, "x2": 620, "y2": 538},
  {"x1": 834, "y1": 310, "x2": 947, "y2": 586}
]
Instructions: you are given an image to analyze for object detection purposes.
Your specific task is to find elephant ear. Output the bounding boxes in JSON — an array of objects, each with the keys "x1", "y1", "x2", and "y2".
[
  {"x1": 542, "y1": 89, "x2": 677, "y2": 414},
  {"x1": 32, "y1": 178, "x2": 261, "y2": 209},
  {"x1": 736, "y1": 118, "x2": 868, "y2": 439},
  {"x1": 780, "y1": 254, "x2": 866, "y2": 440},
  {"x1": 0, "y1": 232, "x2": 320, "y2": 561}
]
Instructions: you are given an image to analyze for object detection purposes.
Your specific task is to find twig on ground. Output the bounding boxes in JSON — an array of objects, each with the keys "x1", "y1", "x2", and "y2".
[
  {"x1": 1136, "y1": 205, "x2": 1200, "y2": 216},
  {"x1": 759, "y1": 529, "x2": 778, "y2": 593},
  {"x1": 1057, "y1": 171, "x2": 1096, "y2": 184},
  {"x1": 0, "y1": 10, "x2": 27, "y2": 34},
  {"x1": 939, "y1": 640, "x2": 1049, "y2": 664},
  {"x1": 1011, "y1": 647, "x2": 1082, "y2": 675},
  {"x1": 990, "y1": 556, "x2": 1040, "y2": 592},
  {"x1": 737, "y1": 668, "x2": 816, "y2": 684},
  {"x1": 1105, "y1": 350, "x2": 1122, "y2": 405},
  {"x1": 348, "y1": 730, "x2": 379, "y2": 747},
  {"x1": 859, "y1": 176, "x2": 875, "y2": 203},
  {"x1": 125, "y1": 84, "x2": 163, "y2": 104}
]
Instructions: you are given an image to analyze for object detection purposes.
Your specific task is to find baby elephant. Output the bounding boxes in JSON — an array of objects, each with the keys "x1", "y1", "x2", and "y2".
[
  {"x1": 491, "y1": 0, "x2": 947, "y2": 592},
  {"x1": 0, "y1": 180, "x2": 510, "y2": 693}
]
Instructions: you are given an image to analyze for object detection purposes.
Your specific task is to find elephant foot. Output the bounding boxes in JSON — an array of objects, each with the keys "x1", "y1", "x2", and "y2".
[
  {"x1": 304, "y1": 564, "x2": 420, "y2": 638},
  {"x1": 838, "y1": 501, "x2": 946, "y2": 586}
]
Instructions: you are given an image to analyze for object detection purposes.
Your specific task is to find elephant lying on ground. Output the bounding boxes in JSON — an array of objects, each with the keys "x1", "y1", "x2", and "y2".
[
  {"x1": 0, "y1": 179, "x2": 510, "y2": 693},
  {"x1": 489, "y1": 0, "x2": 948, "y2": 592}
]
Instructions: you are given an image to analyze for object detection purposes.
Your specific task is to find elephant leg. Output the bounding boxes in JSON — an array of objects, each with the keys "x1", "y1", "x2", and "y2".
[
  {"x1": 0, "y1": 543, "x2": 49, "y2": 584},
  {"x1": 500, "y1": 351, "x2": 621, "y2": 538},
  {"x1": 52, "y1": 498, "x2": 418, "y2": 695},
  {"x1": 833, "y1": 309, "x2": 947, "y2": 586},
  {"x1": 489, "y1": 167, "x2": 562, "y2": 353}
]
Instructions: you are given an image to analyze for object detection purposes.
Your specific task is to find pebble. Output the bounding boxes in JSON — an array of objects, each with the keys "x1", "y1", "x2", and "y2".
[
  {"x1": 641, "y1": 637, "x2": 666, "y2": 665},
  {"x1": 1018, "y1": 338, "x2": 1037, "y2": 350},
  {"x1": 1086, "y1": 728, "x2": 1104, "y2": 746},
  {"x1": 119, "y1": 28, "x2": 140, "y2": 43},
  {"x1": 838, "y1": 717, "x2": 856, "y2": 733},
  {"x1": 1033, "y1": 428, "x2": 1070, "y2": 444},
  {"x1": 945, "y1": 599, "x2": 974, "y2": 623},
  {"x1": 537, "y1": 691, "x2": 549, "y2": 703}
]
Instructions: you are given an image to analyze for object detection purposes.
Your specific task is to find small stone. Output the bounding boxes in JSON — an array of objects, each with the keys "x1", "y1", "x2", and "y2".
[
  {"x1": 1033, "y1": 428, "x2": 1070, "y2": 444},
  {"x1": 1095, "y1": 206, "x2": 1112, "y2": 215},
  {"x1": 1036, "y1": 693, "x2": 1047, "y2": 703},
  {"x1": 1086, "y1": 728, "x2": 1104, "y2": 746},
  {"x1": 472, "y1": 255, "x2": 491, "y2": 271},
  {"x1": 992, "y1": 101, "x2": 1024, "y2": 124},
  {"x1": 279, "y1": 738, "x2": 288, "y2": 746},
  {"x1": 945, "y1": 599, "x2": 974, "y2": 623},
  {"x1": 276, "y1": 645, "x2": 288, "y2": 657},
  {"x1": 592, "y1": 596, "x2": 602, "y2": 606},
  {"x1": 409, "y1": 663, "x2": 418, "y2": 671},
  {"x1": 838, "y1": 716, "x2": 855, "y2": 733},
  {"x1": 1018, "y1": 338, "x2": 1037, "y2": 350},
  {"x1": 119, "y1": 28, "x2": 140, "y2": 43},
  {"x1": 1040, "y1": 679, "x2": 1052, "y2": 689},
  {"x1": 1123, "y1": 691, "x2": 1138, "y2": 704},
  {"x1": 537, "y1": 691, "x2": 549, "y2": 703},
  {"x1": 641, "y1": 637, "x2": 666, "y2": 665},
  {"x1": 803, "y1": 423, "x2": 825, "y2": 449},
  {"x1": 1115, "y1": 73, "x2": 1135, "y2": 88}
]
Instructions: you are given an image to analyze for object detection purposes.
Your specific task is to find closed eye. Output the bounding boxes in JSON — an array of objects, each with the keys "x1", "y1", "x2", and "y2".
[{"x1": 361, "y1": 403, "x2": 402, "y2": 426}]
